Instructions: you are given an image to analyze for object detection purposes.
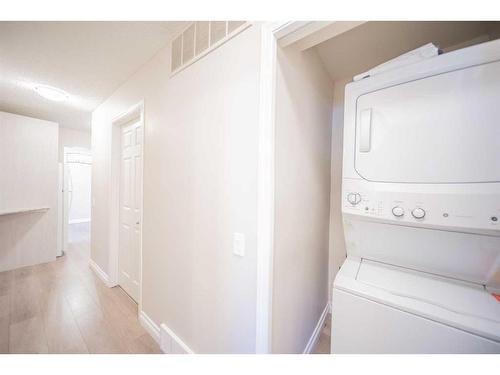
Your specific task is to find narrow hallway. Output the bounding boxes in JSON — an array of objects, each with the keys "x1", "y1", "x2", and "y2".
[{"x1": 0, "y1": 223, "x2": 160, "y2": 353}]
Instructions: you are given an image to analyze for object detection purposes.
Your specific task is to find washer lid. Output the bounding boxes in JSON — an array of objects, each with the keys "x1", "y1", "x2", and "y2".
[{"x1": 335, "y1": 258, "x2": 500, "y2": 343}]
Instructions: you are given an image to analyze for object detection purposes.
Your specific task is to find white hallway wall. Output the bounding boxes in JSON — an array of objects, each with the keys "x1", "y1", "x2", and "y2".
[
  {"x1": 272, "y1": 45, "x2": 333, "y2": 353},
  {"x1": 91, "y1": 25, "x2": 262, "y2": 353},
  {"x1": 0, "y1": 111, "x2": 58, "y2": 272}
]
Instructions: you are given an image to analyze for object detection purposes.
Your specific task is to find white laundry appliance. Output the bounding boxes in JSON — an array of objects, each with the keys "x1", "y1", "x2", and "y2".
[{"x1": 331, "y1": 39, "x2": 500, "y2": 353}]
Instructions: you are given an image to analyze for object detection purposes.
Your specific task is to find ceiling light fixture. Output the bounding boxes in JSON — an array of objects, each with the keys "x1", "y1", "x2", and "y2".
[{"x1": 34, "y1": 85, "x2": 70, "y2": 102}]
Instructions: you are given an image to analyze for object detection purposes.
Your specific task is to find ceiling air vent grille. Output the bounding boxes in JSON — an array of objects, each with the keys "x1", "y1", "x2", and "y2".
[{"x1": 170, "y1": 21, "x2": 249, "y2": 75}]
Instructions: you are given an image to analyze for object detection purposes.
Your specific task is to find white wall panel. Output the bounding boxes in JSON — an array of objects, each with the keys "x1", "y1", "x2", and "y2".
[
  {"x1": 272, "y1": 45, "x2": 333, "y2": 353},
  {"x1": 91, "y1": 25, "x2": 261, "y2": 353},
  {"x1": 0, "y1": 111, "x2": 58, "y2": 271}
]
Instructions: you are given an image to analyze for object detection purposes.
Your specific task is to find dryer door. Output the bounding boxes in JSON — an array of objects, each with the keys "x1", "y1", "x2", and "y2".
[{"x1": 354, "y1": 60, "x2": 500, "y2": 184}]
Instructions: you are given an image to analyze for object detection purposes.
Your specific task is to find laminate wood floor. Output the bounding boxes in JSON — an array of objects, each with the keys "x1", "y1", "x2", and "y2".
[{"x1": 0, "y1": 222, "x2": 161, "y2": 354}]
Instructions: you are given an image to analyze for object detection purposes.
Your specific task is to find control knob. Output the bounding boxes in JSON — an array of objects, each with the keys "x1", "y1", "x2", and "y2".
[
  {"x1": 347, "y1": 193, "x2": 362, "y2": 205},
  {"x1": 392, "y1": 206, "x2": 405, "y2": 217},
  {"x1": 412, "y1": 207, "x2": 426, "y2": 219}
]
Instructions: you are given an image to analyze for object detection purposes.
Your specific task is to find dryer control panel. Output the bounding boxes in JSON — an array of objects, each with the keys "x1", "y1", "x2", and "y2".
[{"x1": 342, "y1": 179, "x2": 500, "y2": 235}]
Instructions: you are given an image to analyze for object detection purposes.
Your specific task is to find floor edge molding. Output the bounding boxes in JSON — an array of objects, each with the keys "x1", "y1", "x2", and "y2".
[
  {"x1": 88, "y1": 259, "x2": 112, "y2": 288},
  {"x1": 303, "y1": 302, "x2": 331, "y2": 354},
  {"x1": 139, "y1": 310, "x2": 161, "y2": 347}
]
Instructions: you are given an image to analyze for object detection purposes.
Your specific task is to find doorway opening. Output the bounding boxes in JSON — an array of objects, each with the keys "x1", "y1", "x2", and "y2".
[{"x1": 62, "y1": 147, "x2": 92, "y2": 259}]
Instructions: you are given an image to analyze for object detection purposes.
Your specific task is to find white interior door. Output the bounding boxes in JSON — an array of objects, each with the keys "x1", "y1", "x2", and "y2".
[{"x1": 119, "y1": 120, "x2": 143, "y2": 302}]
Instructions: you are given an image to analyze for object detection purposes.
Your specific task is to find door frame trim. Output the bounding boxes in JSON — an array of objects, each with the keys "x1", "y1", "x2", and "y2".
[
  {"x1": 256, "y1": 20, "x2": 353, "y2": 353},
  {"x1": 255, "y1": 22, "x2": 280, "y2": 354},
  {"x1": 108, "y1": 100, "x2": 145, "y2": 310}
]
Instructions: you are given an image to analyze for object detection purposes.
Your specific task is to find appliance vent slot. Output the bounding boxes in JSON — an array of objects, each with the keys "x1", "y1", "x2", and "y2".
[
  {"x1": 170, "y1": 21, "x2": 250, "y2": 75},
  {"x1": 195, "y1": 21, "x2": 209, "y2": 55},
  {"x1": 209, "y1": 21, "x2": 227, "y2": 46},
  {"x1": 228, "y1": 21, "x2": 245, "y2": 33},
  {"x1": 171, "y1": 34, "x2": 182, "y2": 71},
  {"x1": 182, "y1": 23, "x2": 195, "y2": 64}
]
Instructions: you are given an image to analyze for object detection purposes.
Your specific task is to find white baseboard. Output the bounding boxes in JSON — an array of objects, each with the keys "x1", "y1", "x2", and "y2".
[
  {"x1": 69, "y1": 218, "x2": 91, "y2": 224},
  {"x1": 303, "y1": 302, "x2": 331, "y2": 354},
  {"x1": 138, "y1": 311, "x2": 194, "y2": 354},
  {"x1": 139, "y1": 310, "x2": 161, "y2": 345},
  {"x1": 160, "y1": 323, "x2": 194, "y2": 354},
  {"x1": 89, "y1": 259, "x2": 112, "y2": 287}
]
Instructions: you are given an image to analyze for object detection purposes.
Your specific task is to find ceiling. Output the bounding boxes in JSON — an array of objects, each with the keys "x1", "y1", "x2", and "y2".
[
  {"x1": 0, "y1": 21, "x2": 189, "y2": 131},
  {"x1": 315, "y1": 21, "x2": 500, "y2": 82}
]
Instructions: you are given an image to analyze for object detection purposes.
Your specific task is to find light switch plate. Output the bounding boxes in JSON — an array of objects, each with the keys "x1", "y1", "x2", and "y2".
[{"x1": 233, "y1": 232, "x2": 245, "y2": 257}]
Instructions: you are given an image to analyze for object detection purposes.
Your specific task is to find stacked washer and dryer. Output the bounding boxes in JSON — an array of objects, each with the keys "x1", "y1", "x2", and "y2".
[{"x1": 332, "y1": 39, "x2": 500, "y2": 353}]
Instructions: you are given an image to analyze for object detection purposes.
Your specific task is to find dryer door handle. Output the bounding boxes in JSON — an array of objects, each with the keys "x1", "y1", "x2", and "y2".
[{"x1": 359, "y1": 108, "x2": 372, "y2": 153}]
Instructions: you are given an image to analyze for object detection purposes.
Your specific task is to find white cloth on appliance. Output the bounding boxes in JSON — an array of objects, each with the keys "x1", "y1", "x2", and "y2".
[{"x1": 353, "y1": 43, "x2": 441, "y2": 81}]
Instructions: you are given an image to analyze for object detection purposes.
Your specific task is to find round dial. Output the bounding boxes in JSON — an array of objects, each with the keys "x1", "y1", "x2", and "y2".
[
  {"x1": 347, "y1": 193, "x2": 361, "y2": 205},
  {"x1": 412, "y1": 207, "x2": 426, "y2": 219},
  {"x1": 392, "y1": 206, "x2": 405, "y2": 217}
]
